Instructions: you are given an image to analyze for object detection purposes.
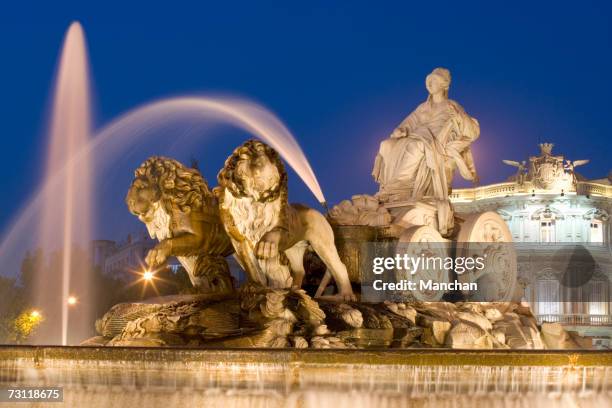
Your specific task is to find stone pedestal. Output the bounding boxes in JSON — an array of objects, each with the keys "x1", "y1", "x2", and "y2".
[{"x1": 86, "y1": 294, "x2": 592, "y2": 350}]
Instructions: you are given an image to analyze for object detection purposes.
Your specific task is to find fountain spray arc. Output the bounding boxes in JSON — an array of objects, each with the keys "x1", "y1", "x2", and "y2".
[
  {"x1": 1, "y1": 26, "x2": 326, "y2": 347},
  {"x1": 0, "y1": 96, "x2": 327, "y2": 290},
  {"x1": 36, "y1": 21, "x2": 94, "y2": 345}
]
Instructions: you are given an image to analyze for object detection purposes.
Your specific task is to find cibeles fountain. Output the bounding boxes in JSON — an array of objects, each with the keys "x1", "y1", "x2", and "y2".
[
  {"x1": 84, "y1": 67, "x2": 531, "y2": 351},
  {"x1": 1, "y1": 24, "x2": 610, "y2": 405}
]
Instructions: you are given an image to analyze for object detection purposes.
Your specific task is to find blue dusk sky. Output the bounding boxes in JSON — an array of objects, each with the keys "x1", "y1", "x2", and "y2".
[{"x1": 0, "y1": 1, "x2": 611, "y2": 242}]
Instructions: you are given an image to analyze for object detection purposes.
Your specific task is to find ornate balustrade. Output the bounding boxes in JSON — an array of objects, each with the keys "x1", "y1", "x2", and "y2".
[
  {"x1": 450, "y1": 182, "x2": 518, "y2": 202},
  {"x1": 577, "y1": 182, "x2": 612, "y2": 198},
  {"x1": 451, "y1": 181, "x2": 612, "y2": 203},
  {"x1": 536, "y1": 314, "x2": 612, "y2": 326}
]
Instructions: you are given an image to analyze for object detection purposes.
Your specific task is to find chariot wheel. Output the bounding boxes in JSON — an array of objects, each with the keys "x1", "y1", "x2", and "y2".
[
  {"x1": 455, "y1": 211, "x2": 518, "y2": 303},
  {"x1": 397, "y1": 225, "x2": 450, "y2": 302}
]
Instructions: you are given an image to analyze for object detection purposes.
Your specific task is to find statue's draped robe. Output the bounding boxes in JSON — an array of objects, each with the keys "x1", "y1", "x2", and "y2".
[{"x1": 372, "y1": 99, "x2": 480, "y2": 200}]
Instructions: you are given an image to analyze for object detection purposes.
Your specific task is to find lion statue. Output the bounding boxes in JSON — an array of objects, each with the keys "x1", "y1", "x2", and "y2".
[
  {"x1": 215, "y1": 140, "x2": 356, "y2": 301},
  {"x1": 126, "y1": 157, "x2": 234, "y2": 294}
]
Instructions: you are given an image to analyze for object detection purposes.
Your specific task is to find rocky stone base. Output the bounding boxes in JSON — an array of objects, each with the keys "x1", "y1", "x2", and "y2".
[
  {"x1": 84, "y1": 293, "x2": 592, "y2": 350},
  {"x1": 86, "y1": 294, "x2": 243, "y2": 347}
]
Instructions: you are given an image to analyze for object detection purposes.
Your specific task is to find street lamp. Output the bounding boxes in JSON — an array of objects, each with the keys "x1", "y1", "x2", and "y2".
[{"x1": 143, "y1": 270, "x2": 154, "y2": 281}]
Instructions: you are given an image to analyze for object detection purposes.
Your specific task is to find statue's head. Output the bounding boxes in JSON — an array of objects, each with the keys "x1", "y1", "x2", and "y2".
[
  {"x1": 426, "y1": 67, "x2": 451, "y2": 97},
  {"x1": 126, "y1": 157, "x2": 211, "y2": 222},
  {"x1": 217, "y1": 140, "x2": 287, "y2": 202},
  {"x1": 539, "y1": 143, "x2": 554, "y2": 156},
  {"x1": 126, "y1": 175, "x2": 161, "y2": 221}
]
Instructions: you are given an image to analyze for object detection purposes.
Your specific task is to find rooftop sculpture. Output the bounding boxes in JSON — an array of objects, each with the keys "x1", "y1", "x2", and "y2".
[{"x1": 503, "y1": 143, "x2": 589, "y2": 191}]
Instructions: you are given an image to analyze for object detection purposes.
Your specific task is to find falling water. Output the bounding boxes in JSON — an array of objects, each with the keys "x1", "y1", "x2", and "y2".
[
  {"x1": 0, "y1": 94, "x2": 326, "y2": 344},
  {"x1": 36, "y1": 21, "x2": 93, "y2": 345},
  {"x1": 0, "y1": 348, "x2": 610, "y2": 407},
  {"x1": 89, "y1": 96, "x2": 325, "y2": 204},
  {"x1": 0, "y1": 95, "x2": 325, "y2": 297}
]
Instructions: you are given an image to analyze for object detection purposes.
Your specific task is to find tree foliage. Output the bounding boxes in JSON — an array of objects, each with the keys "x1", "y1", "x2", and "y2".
[
  {"x1": 0, "y1": 247, "x2": 200, "y2": 344},
  {"x1": 11, "y1": 309, "x2": 44, "y2": 344}
]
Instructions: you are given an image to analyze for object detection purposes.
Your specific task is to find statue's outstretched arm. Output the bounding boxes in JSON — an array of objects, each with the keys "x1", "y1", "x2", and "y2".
[
  {"x1": 463, "y1": 148, "x2": 479, "y2": 184},
  {"x1": 390, "y1": 105, "x2": 422, "y2": 138}
]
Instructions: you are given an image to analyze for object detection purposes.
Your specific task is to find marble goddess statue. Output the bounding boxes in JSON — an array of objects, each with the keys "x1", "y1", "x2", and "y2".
[{"x1": 372, "y1": 68, "x2": 480, "y2": 203}]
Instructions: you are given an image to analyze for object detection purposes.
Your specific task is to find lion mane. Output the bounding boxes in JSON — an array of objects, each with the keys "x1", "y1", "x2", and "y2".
[
  {"x1": 128, "y1": 156, "x2": 234, "y2": 294},
  {"x1": 214, "y1": 140, "x2": 356, "y2": 300},
  {"x1": 134, "y1": 156, "x2": 215, "y2": 214},
  {"x1": 216, "y1": 139, "x2": 287, "y2": 203}
]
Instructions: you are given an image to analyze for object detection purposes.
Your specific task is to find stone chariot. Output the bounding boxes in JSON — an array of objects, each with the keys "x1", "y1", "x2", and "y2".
[{"x1": 329, "y1": 198, "x2": 517, "y2": 303}]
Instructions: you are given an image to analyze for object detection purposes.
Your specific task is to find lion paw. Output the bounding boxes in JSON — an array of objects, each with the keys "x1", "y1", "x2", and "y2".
[
  {"x1": 145, "y1": 241, "x2": 171, "y2": 267},
  {"x1": 255, "y1": 230, "x2": 282, "y2": 259},
  {"x1": 255, "y1": 240, "x2": 278, "y2": 259}
]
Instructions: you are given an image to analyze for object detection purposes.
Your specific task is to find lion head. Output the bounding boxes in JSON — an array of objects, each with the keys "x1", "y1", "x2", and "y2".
[
  {"x1": 216, "y1": 140, "x2": 287, "y2": 202},
  {"x1": 126, "y1": 157, "x2": 213, "y2": 222}
]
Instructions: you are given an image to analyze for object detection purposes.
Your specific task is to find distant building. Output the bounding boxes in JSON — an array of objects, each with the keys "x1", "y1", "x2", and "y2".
[
  {"x1": 94, "y1": 233, "x2": 241, "y2": 283},
  {"x1": 451, "y1": 143, "x2": 612, "y2": 339},
  {"x1": 101, "y1": 233, "x2": 156, "y2": 278},
  {"x1": 91, "y1": 240, "x2": 116, "y2": 270},
  {"x1": 92, "y1": 233, "x2": 180, "y2": 280}
]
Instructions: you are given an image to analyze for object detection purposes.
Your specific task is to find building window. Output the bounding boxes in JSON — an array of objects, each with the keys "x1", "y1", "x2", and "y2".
[
  {"x1": 587, "y1": 280, "x2": 608, "y2": 315},
  {"x1": 540, "y1": 220, "x2": 555, "y2": 243},
  {"x1": 590, "y1": 220, "x2": 603, "y2": 243},
  {"x1": 535, "y1": 279, "x2": 560, "y2": 315}
]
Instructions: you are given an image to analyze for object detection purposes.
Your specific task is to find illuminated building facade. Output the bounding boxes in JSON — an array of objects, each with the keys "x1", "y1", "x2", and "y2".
[{"x1": 452, "y1": 143, "x2": 612, "y2": 336}]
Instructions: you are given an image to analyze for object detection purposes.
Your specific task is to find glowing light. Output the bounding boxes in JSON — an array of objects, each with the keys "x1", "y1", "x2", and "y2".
[
  {"x1": 67, "y1": 296, "x2": 77, "y2": 306},
  {"x1": 143, "y1": 270, "x2": 154, "y2": 281},
  {"x1": 30, "y1": 310, "x2": 41, "y2": 319}
]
